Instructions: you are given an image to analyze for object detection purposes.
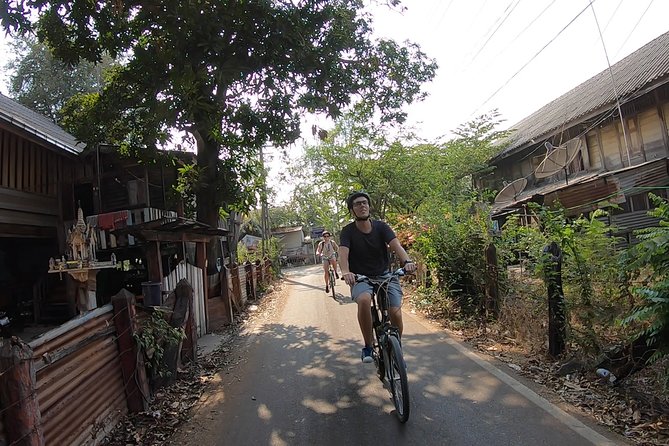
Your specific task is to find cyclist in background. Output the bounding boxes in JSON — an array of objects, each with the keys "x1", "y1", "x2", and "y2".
[
  {"x1": 316, "y1": 230, "x2": 339, "y2": 293},
  {"x1": 339, "y1": 191, "x2": 416, "y2": 363}
]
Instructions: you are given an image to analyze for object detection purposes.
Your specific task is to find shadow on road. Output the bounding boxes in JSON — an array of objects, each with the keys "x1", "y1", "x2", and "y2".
[{"x1": 175, "y1": 265, "x2": 607, "y2": 446}]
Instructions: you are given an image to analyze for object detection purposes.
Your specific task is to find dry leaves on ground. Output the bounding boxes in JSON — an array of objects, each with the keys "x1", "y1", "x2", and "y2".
[
  {"x1": 102, "y1": 283, "x2": 286, "y2": 446},
  {"x1": 461, "y1": 328, "x2": 669, "y2": 446}
]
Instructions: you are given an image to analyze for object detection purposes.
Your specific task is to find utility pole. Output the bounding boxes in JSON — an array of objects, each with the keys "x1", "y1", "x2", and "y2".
[{"x1": 259, "y1": 147, "x2": 271, "y2": 258}]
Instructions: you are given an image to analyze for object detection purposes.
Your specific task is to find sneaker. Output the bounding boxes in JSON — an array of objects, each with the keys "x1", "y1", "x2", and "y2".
[
  {"x1": 361, "y1": 346, "x2": 374, "y2": 363},
  {"x1": 325, "y1": 285, "x2": 329, "y2": 293},
  {"x1": 335, "y1": 272, "x2": 340, "y2": 279}
]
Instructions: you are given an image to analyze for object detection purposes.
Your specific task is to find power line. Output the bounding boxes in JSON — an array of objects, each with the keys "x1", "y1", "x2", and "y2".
[
  {"x1": 507, "y1": 0, "x2": 557, "y2": 47},
  {"x1": 467, "y1": 0, "x2": 558, "y2": 80},
  {"x1": 471, "y1": 1, "x2": 596, "y2": 117},
  {"x1": 468, "y1": 0, "x2": 523, "y2": 65},
  {"x1": 432, "y1": 0, "x2": 455, "y2": 30},
  {"x1": 590, "y1": 1, "x2": 631, "y2": 165},
  {"x1": 613, "y1": 0, "x2": 655, "y2": 60},
  {"x1": 601, "y1": 0, "x2": 625, "y2": 33}
]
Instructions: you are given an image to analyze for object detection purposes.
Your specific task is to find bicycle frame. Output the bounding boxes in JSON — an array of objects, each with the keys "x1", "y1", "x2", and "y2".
[{"x1": 354, "y1": 269, "x2": 410, "y2": 422}]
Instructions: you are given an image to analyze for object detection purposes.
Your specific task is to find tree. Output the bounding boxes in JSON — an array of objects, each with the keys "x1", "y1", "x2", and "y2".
[
  {"x1": 1, "y1": 0, "x2": 437, "y2": 254},
  {"x1": 295, "y1": 110, "x2": 507, "y2": 221},
  {"x1": 4, "y1": 34, "x2": 115, "y2": 124}
]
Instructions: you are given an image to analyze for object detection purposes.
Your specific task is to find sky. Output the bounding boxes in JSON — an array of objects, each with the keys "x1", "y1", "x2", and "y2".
[
  {"x1": 1, "y1": 0, "x2": 668, "y2": 203},
  {"x1": 365, "y1": 0, "x2": 668, "y2": 140}
]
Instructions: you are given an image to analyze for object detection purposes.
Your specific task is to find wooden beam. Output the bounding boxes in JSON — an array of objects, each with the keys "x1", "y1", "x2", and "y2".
[
  {"x1": 111, "y1": 291, "x2": 150, "y2": 413},
  {"x1": 0, "y1": 223, "x2": 57, "y2": 238},
  {"x1": 127, "y1": 229, "x2": 219, "y2": 243}
]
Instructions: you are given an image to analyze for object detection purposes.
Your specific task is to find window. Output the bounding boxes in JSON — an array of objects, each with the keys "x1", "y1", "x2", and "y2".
[{"x1": 629, "y1": 193, "x2": 649, "y2": 212}]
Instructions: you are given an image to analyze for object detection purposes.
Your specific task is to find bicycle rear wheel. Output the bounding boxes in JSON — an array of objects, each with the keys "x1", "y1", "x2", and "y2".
[{"x1": 387, "y1": 334, "x2": 410, "y2": 423}]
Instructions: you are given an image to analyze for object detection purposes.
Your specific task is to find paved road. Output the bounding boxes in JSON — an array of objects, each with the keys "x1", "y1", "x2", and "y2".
[{"x1": 171, "y1": 265, "x2": 624, "y2": 446}]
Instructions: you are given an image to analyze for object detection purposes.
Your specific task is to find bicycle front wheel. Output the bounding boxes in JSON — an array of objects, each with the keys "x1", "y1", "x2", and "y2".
[
  {"x1": 387, "y1": 334, "x2": 410, "y2": 423},
  {"x1": 329, "y1": 271, "x2": 336, "y2": 299}
]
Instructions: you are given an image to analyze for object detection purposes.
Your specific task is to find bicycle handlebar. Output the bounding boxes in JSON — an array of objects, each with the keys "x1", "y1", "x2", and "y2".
[{"x1": 341, "y1": 268, "x2": 406, "y2": 283}]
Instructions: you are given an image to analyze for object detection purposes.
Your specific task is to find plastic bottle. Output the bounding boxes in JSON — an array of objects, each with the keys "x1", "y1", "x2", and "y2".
[{"x1": 596, "y1": 368, "x2": 617, "y2": 383}]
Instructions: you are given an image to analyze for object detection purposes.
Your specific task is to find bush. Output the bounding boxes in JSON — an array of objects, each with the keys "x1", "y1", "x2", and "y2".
[{"x1": 623, "y1": 194, "x2": 669, "y2": 381}]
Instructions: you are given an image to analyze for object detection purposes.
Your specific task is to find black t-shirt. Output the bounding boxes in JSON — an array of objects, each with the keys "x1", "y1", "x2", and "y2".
[{"x1": 340, "y1": 220, "x2": 396, "y2": 276}]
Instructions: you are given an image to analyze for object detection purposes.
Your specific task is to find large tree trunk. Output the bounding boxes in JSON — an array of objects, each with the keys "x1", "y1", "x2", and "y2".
[{"x1": 195, "y1": 133, "x2": 222, "y2": 274}]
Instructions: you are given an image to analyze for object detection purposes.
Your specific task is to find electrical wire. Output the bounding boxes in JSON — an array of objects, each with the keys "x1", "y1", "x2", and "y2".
[
  {"x1": 432, "y1": 0, "x2": 455, "y2": 30},
  {"x1": 590, "y1": 0, "x2": 631, "y2": 165},
  {"x1": 471, "y1": 1, "x2": 597, "y2": 117},
  {"x1": 507, "y1": 0, "x2": 558, "y2": 48},
  {"x1": 613, "y1": 0, "x2": 655, "y2": 60},
  {"x1": 468, "y1": 0, "x2": 523, "y2": 65},
  {"x1": 601, "y1": 0, "x2": 625, "y2": 33}
]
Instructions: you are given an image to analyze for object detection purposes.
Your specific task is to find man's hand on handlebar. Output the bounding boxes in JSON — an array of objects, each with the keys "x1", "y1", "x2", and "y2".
[
  {"x1": 403, "y1": 261, "x2": 417, "y2": 274},
  {"x1": 342, "y1": 272, "x2": 355, "y2": 286}
]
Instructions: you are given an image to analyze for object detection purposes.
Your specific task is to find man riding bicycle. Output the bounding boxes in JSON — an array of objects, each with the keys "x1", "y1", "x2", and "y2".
[
  {"x1": 339, "y1": 191, "x2": 416, "y2": 363},
  {"x1": 316, "y1": 230, "x2": 339, "y2": 293}
]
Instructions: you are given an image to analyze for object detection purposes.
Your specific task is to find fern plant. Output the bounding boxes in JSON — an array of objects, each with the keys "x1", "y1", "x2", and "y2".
[{"x1": 622, "y1": 194, "x2": 669, "y2": 371}]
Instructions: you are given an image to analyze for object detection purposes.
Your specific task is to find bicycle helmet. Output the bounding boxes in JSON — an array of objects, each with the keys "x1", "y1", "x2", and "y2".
[
  {"x1": 322, "y1": 231, "x2": 331, "y2": 237},
  {"x1": 346, "y1": 191, "x2": 371, "y2": 211}
]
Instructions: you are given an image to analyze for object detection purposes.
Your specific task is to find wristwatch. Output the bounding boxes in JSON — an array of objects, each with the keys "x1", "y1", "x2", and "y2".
[{"x1": 402, "y1": 259, "x2": 414, "y2": 267}]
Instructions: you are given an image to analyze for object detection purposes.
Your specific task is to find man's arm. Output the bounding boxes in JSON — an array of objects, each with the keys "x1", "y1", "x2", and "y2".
[
  {"x1": 316, "y1": 241, "x2": 323, "y2": 255},
  {"x1": 388, "y1": 238, "x2": 416, "y2": 273},
  {"x1": 339, "y1": 246, "x2": 356, "y2": 285}
]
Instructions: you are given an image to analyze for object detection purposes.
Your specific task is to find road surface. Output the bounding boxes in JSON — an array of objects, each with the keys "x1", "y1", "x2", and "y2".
[{"x1": 170, "y1": 265, "x2": 624, "y2": 446}]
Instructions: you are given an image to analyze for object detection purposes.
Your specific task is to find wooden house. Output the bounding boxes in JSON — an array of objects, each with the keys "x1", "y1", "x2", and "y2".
[
  {"x1": 484, "y1": 31, "x2": 669, "y2": 243},
  {"x1": 0, "y1": 93, "x2": 85, "y2": 326},
  {"x1": 272, "y1": 226, "x2": 312, "y2": 265},
  {"x1": 0, "y1": 93, "x2": 233, "y2": 335}
]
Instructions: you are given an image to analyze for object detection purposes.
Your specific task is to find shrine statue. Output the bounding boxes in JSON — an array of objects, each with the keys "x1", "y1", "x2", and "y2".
[{"x1": 67, "y1": 207, "x2": 97, "y2": 263}]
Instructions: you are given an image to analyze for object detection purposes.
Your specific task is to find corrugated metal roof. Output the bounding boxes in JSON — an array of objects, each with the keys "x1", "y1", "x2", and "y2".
[
  {"x1": 0, "y1": 93, "x2": 85, "y2": 155},
  {"x1": 495, "y1": 31, "x2": 669, "y2": 161},
  {"x1": 272, "y1": 226, "x2": 303, "y2": 234}
]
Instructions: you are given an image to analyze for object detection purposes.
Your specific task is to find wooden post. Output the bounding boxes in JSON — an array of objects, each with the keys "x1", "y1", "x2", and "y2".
[
  {"x1": 157, "y1": 279, "x2": 193, "y2": 387},
  {"x1": 484, "y1": 244, "x2": 500, "y2": 318},
  {"x1": 195, "y1": 241, "x2": 209, "y2": 332},
  {"x1": 145, "y1": 240, "x2": 163, "y2": 282},
  {"x1": 255, "y1": 260, "x2": 264, "y2": 286},
  {"x1": 181, "y1": 283, "x2": 198, "y2": 363},
  {"x1": 544, "y1": 242, "x2": 567, "y2": 357},
  {"x1": 245, "y1": 262, "x2": 255, "y2": 300},
  {"x1": 231, "y1": 264, "x2": 242, "y2": 309},
  {"x1": 220, "y1": 266, "x2": 233, "y2": 324},
  {"x1": 0, "y1": 337, "x2": 43, "y2": 446},
  {"x1": 112, "y1": 290, "x2": 150, "y2": 412}
]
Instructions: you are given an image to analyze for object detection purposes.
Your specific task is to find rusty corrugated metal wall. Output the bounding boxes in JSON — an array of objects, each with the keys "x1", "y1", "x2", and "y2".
[
  {"x1": 29, "y1": 305, "x2": 128, "y2": 445},
  {"x1": 615, "y1": 159, "x2": 669, "y2": 191},
  {"x1": 545, "y1": 178, "x2": 621, "y2": 216}
]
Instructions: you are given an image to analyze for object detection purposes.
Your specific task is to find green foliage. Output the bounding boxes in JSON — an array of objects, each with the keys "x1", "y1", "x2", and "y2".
[
  {"x1": 133, "y1": 309, "x2": 186, "y2": 378},
  {"x1": 3, "y1": 0, "x2": 436, "y2": 228},
  {"x1": 237, "y1": 237, "x2": 281, "y2": 265},
  {"x1": 412, "y1": 200, "x2": 493, "y2": 315},
  {"x1": 4, "y1": 34, "x2": 116, "y2": 124},
  {"x1": 292, "y1": 110, "x2": 507, "y2": 229},
  {"x1": 174, "y1": 162, "x2": 199, "y2": 219},
  {"x1": 498, "y1": 203, "x2": 624, "y2": 354},
  {"x1": 623, "y1": 194, "x2": 669, "y2": 368}
]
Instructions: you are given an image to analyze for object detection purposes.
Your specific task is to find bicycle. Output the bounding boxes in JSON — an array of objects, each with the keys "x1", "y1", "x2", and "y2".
[
  {"x1": 351, "y1": 268, "x2": 410, "y2": 423},
  {"x1": 327, "y1": 263, "x2": 336, "y2": 299}
]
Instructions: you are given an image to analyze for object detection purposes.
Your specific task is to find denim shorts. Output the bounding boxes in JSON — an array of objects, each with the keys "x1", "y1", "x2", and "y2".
[{"x1": 351, "y1": 273, "x2": 403, "y2": 308}]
